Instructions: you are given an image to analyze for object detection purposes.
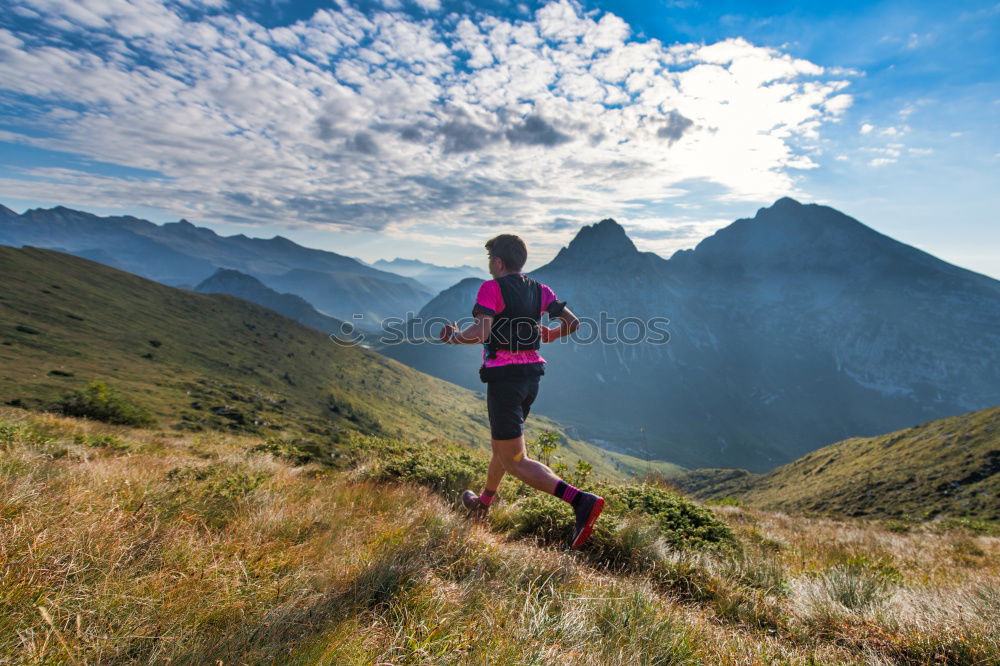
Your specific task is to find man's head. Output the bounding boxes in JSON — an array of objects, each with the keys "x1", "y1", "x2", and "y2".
[{"x1": 485, "y1": 234, "x2": 527, "y2": 278}]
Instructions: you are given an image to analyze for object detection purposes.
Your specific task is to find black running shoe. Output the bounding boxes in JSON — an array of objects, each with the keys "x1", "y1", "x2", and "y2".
[
  {"x1": 462, "y1": 489, "x2": 488, "y2": 519},
  {"x1": 571, "y1": 492, "x2": 605, "y2": 548}
]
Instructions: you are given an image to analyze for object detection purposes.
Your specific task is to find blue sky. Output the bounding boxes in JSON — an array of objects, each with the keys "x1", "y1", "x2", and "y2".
[{"x1": 0, "y1": 0, "x2": 997, "y2": 277}]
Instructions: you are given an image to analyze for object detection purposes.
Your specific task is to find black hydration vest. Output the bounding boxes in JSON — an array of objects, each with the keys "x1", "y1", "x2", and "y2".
[{"x1": 478, "y1": 273, "x2": 545, "y2": 383}]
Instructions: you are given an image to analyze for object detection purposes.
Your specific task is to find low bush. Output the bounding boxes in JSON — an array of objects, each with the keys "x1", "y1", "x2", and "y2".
[
  {"x1": 74, "y1": 432, "x2": 131, "y2": 452},
  {"x1": 490, "y1": 484, "x2": 736, "y2": 572},
  {"x1": 371, "y1": 448, "x2": 488, "y2": 499},
  {"x1": 249, "y1": 438, "x2": 330, "y2": 466},
  {"x1": 600, "y1": 484, "x2": 736, "y2": 550},
  {"x1": 55, "y1": 381, "x2": 156, "y2": 427}
]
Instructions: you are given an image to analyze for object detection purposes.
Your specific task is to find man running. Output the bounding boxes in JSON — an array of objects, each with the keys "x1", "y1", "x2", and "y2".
[{"x1": 439, "y1": 234, "x2": 604, "y2": 548}]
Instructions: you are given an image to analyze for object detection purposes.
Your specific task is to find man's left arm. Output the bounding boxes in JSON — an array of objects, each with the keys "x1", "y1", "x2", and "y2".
[{"x1": 541, "y1": 306, "x2": 579, "y2": 343}]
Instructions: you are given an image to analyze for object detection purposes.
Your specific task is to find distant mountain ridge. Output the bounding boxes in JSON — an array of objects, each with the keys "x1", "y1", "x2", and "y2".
[
  {"x1": 380, "y1": 198, "x2": 1000, "y2": 471},
  {"x1": 194, "y1": 269, "x2": 350, "y2": 337},
  {"x1": 0, "y1": 204, "x2": 434, "y2": 327},
  {"x1": 372, "y1": 257, "x2": 487, "y2": 294}
]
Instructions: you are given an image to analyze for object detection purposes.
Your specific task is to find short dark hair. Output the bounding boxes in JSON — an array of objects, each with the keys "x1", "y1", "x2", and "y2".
[{"x1": 485, "y1": 234, "x2": 527, "y2": 272}]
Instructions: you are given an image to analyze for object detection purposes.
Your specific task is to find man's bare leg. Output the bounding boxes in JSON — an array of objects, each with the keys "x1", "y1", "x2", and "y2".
[
  {"x1": 463, "y1": 449, "x2": 508, "y2": 515},
  {"x1": 491, "y1": 435, "x2": 561, "y2": 493},
  {"x1": 484, "y1": 449, "x2": 506, "y2": 494},
  {"x1": 490, "y1": 433, "x2": 605, "y2": 548},
  {"x1": 464, "y1": 431, "x2": 605, "y2": 548}
]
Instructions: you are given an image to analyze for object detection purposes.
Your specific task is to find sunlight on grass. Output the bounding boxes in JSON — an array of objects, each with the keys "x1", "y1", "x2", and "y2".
[{"x1": 1, "y1": 407, "x2": 997, "y2": 664}]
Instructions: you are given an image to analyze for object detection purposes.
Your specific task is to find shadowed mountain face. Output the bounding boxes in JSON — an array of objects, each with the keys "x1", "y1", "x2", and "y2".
[
  {"x1": 259, "y1": 268, "x2": 435, "y2": 329},
  {"x1": 380, "y1": 199, "x2": 1000, "y2": 471},
  {"x1": 0, "y1": 205, "x2": 433, "y2": 325},
  {"x1": 195, "y1": 269, "x2": 349, "y2": 338}
]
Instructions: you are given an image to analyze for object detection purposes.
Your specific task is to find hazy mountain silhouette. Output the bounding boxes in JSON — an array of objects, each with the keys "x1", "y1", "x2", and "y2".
[
  {"x1": 195, "y1": 268, "x2": 351, "y2": 337},
  {"x1": 0, "y1": 204, "x2": 433, "y2": 326},
  {"x1": 381, "y1": 199, "x2": 1000, "y2": 471},
  {"x1": 261, "y1": 268, "x2": 433, "y2": 328},
  {"x1": 372, "y1": 257, "x2": 488, "y2": 294}
]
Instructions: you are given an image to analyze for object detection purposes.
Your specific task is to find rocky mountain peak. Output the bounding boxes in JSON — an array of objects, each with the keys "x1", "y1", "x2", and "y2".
[
  {"x1": 196, "y1": 268, "x2": 266, "y2": 292},
  {"x1": 674, "y1": 198, "x2": 888, "y2": 274},
  {"x1": 548, "y1": 218, "x2": 638, "y2": 267}
]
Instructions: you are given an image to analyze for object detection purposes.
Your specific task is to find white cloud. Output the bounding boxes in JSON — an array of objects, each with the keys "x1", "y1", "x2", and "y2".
[
  {"x1": 823, "y1": 94, "x2": 853, "y2": 115},
  {"x1": 860, "y1": 123, "x2": 874, "y2": 135},
  {"x1": 868, "y1": 157, "x2": 896, "y2": 167},
  {"x1": 0, "y1": 0, "x2": 855, "y2": 238}
]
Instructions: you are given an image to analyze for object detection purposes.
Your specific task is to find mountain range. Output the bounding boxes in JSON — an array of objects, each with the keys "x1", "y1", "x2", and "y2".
[
  {"x1": 0, "y1": 204, "x2": 433, "y2": 328},
  {"x1": 371, "y1": 257, "x2": 488, "y2": 294},
  {"x1": 380, "y1": 198, "x2": 1000, "y2": 471},
  {"x1": 0, "y1": 245, "x2": 681, "y2": 480},
  {"x1": 194, "y1": 268, "x2": 350, "y2": 338},
  {"x1": 5, "y1": 198, "x2": 998, "y2": 473}
]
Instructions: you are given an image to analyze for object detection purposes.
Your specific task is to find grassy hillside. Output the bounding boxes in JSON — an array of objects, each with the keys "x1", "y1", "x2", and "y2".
[
  {"x1": 678, "y1": 406, "x2": 1000, "y2": 520},
  {"x1": 0, "y1": 246, "x2": 680, "y2": 480},
  {"x1": 2, "y1": 408, "x2": 997, "y2": 664}
]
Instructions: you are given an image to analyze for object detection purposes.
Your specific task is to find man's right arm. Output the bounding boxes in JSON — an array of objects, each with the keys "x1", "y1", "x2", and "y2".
[
  {"x1": 541, "y1": 306, "x2": 579, "y2": 343},
  {"x1": 443, "y1": 313, "x2": 493, "y2": 344}
]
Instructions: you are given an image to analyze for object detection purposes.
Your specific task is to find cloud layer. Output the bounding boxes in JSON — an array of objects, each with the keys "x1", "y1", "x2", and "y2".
[{"x1": 0, "y1": 0, "x2": 853, "y2": 240}]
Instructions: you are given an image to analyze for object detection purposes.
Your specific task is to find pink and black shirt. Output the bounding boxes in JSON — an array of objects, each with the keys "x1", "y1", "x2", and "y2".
[{"x1": 472, "y1": 275, "x2": 566, "y2": 368}]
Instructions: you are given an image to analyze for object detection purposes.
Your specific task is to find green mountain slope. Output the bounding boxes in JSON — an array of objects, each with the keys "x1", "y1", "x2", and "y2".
[
  {"x1": 0, "y1": 246, "x2": 680, "y2": 480},
  {"x1": 677, "y1": 406, "x2": 1000, "y2": 520}
]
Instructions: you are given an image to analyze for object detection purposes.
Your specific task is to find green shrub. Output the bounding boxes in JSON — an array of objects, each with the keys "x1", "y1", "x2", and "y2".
[
  {"x1": 250, "y1": 438, "x2": 329, "y2": 466},
  {"x1": 528, "y1": 430, "x2": 559, "y2": 466},
  {"x1": 882, "y1": 519, "x2": 914, "y2": 533},
  {"x1": 706, "y1": 497, "x2": 744, "y2": 507},
  {"x1": 932, "y1": 517, "x2": 1000, "y2": 537},
  {"x1": 600, "y1": 484, "x2": 737, "y2": 550},
  {"x1": 0, "y1": 422, "x2": 24, "y2": 447},
  {"x1": 0, "y1": 421, "x2": 53, "y2": 450},
  {"x1": 55, "y1": 381, "x2": 156, "y2": 427},
  {"x1": 74, "y1": 432, "x2": 132, "y2": 452},
  {"x1": 371, "y1": 448, "x2": 488, "y2": 499},
  {"x1": 491, "y1": 484, "x2": 735, "y2": 571}
]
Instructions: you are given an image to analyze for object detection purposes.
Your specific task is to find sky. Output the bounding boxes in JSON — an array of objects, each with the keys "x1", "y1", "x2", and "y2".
[{"x1": 0, "y1": 0, "x2": 997, "y2": 277}]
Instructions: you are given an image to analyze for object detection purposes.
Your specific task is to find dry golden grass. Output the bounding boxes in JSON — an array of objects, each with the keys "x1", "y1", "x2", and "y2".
[{"x1": 1, "y1": 407, "x2": 997, "y2": 665}]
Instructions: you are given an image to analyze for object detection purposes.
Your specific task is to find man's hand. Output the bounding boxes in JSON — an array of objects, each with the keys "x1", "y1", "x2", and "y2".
[
  {"x1": 440, "y1": 314, "x2": 493, "y2": 345},
  {"x1": 439, "y1": 321, "x2": 458, "y2": 343}
]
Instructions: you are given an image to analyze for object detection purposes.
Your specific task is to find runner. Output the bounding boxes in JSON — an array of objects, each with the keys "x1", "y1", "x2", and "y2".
[{"x1": 439, "y1": 233, "x2": 604, "y2": 548}]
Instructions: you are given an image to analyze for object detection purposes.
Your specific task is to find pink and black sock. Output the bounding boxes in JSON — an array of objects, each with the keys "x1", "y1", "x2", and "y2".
[
  {"x1": 553, "y1": 480, "x2": 584, "y2": 508},
  {"x1": 479, "y1": 488, "x2": 497, "y2": 507}
]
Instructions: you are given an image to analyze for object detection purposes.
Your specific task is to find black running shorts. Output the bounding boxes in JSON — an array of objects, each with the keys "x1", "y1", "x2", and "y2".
[{"x1": 486, "y1": 370, "x2": 542, "y2": 440}]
